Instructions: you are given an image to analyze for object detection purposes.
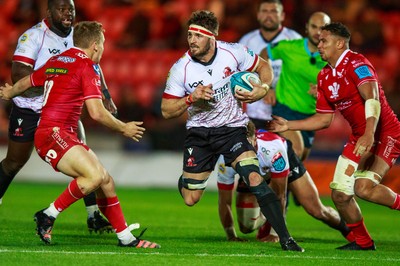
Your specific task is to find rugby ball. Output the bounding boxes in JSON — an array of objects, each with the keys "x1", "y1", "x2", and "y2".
[{"x1": 230, "y1": 71, "x2": 261, "y2": 95}]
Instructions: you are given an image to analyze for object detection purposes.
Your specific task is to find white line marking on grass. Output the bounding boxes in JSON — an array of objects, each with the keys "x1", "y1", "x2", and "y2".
[{"x1": 0, "y1": 249, "x2": 399, "y2": 262}]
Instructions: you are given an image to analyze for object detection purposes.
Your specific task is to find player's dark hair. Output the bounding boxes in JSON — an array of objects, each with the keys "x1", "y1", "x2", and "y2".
[
  {"x1": 48, "y1": 0, "x2": 75, "y2": 10},
  {"x1": 73, "y1": 21, "x2": 104, "y2": 48},
  {"x1": 321, "y1": 22, "x2": 351, "y2": 42},
  {"x1": 187, "y1": 10, "x2": 219, "y2": 36},
  {"x1": 259, "y1": 0, "x2": 283, "y2": 6}
]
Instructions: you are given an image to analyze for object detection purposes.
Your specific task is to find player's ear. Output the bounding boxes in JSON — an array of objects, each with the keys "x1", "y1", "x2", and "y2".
[
  {"x1": 336, "y1": 38, "x2": 345, "y2": 50},
  {"x1": 92, "y1": 42, "x2": 98, "y2": 53}
]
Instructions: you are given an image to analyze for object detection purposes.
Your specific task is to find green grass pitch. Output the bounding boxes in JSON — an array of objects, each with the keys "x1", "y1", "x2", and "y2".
[{"x1": 0, "y1": 182, "x2": 399, "y2": 265}]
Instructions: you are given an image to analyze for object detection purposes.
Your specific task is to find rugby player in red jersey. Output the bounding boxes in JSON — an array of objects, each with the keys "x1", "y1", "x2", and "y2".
[
  {"x1": 268, "y1": 22, "x2": 400, "y2": 250},
  {"x1": 0, "y1": 21, "x2": 159, "y2": 249},
  {"x1": 0, "y1": 0, "x2": 116, "y2": 233}
]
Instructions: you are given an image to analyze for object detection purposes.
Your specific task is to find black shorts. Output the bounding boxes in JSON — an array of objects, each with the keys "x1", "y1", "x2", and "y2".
[
  {"x1": 286, "y1": 139, "x2": 307, "y2": 183},
  {"x1": 8, "y1": 104, "x2": 40, "y2": 142},
  {"x1": 183, "y1": 126, "x2": 255, "y2": 173}
]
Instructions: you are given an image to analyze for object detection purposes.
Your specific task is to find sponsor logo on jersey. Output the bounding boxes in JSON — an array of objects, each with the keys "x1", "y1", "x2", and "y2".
[
  {"x1": 57, "y1": 56, "x2": 76, "y2": 63},
  {"x1": 20, "y1": 34, "x2": 28, "y2": 43},
  {"x1": 328, "y1": 82, "x2": 340, "y2": 99},
  {"x1": 48, "y1": 48, "x2": 61, "y2": 55},
  {"x1": 383, "y1": 136, "x2": 396, "y2": 159},
  {"x1": 354, "y1": 65, "x2": 372, "y2": 79},
  {"x1": 189, "y1": 80, "x2": 204, "y2": 88},
  {"x1": 271, "y1": 152, "x2": 286, "y2": 171},
  {"x1": 213, "y1": 82, "x2": 229, "y2": 102},
  {"x1": 245, "y1": 47, "x2": 255, "y2": 56},
  {"x1": 223, "y1": 67, "x2": 233, "y2": 79},
  {"x1": 336, "y1": 100, "x2": 352, "y2": 111},
  {"x1": 207, "y1": 69, "x2": 213, "y2": 76},
  {"x1": 45, "y1": 68, "x2": 68, "y2": 74},
  {"x1": 92, "y1": 77, "x2": 101, "y2": 87},
  {"x1": 260, "y1": 146, "x2": 270, "y2": 156},
  {"x1": 218, "y1": 163, "x2": 226, "y2": 174},
  {"x1": 51, "y1": 129, "x2": 69, "y2": 150},
  {"x1": 93, "y1": 64, "x2": 101, "y2": 75},
  {"x1": 17, "y1": 118, "x2": 23, "y2": 126}
]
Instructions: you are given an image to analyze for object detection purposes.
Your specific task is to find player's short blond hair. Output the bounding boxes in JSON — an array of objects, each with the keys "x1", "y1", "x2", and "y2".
[{"x1": 73, "y1": 21, "x2": 104, "y2": 49}]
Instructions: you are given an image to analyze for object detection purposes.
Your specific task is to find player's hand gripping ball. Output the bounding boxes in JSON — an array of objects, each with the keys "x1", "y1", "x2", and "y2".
[{"x1": 230, "y1": 71, "x2": 261, "y2": 95}]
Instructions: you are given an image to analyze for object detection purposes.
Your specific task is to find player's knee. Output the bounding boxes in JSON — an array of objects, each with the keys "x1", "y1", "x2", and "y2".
[
  {"x1": 329, "y1": 156, "x2": 357, "y2": 196},
  {"x1": 88, "y1": 168, "x2": 109, "y2": 189},
  {"x1": 235, "y1": 157, "x2": 260, "y2": 186},
  {"x1": 305, "y1": 205, "x2": 326, "y2": 220},
  {"x1": 354, "y1": 170, "x2": 381, "y2": 199},
  {"x1": 248, "y1": 180, "x2": 277, "y2": 205},
  {"x1": 178, "y1": 175, "x2": 208, "y2": 206},
  {"x1": 2, "y1": 158, "x2": 27, "y2": 176},
  {"x1": 331, "y1": 189, "x2": 353, "y2": 205},
  {"x1": 183, "y1": 193, "x2": 202, "y2": 207},
  {"x1": 237, "y1": 204, "x2": 265, "y2": 233}
]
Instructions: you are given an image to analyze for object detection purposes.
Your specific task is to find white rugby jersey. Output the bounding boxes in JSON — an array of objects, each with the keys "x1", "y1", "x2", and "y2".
[
  {"x1": 12, "y1": 19, "x2": 74, "y2": 113},
  {"x1": 217, "y1": 130, "x2": 290, "y2": 187},
  {"x1": 164, "y1": 41, "x2": 259, "y2": 128},
  {"x1": 239, "y1": 27, "x2": 301, "y2": 120}
]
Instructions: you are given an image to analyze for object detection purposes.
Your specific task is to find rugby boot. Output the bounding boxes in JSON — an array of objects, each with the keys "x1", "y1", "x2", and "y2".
[
  {"x1": 33, "y1": 209, "x2": 55, "y2": 244},
  {"x1": 280, "y1": 237, "x2": 305, "y2": 252},
  {"x1": 337, "y1": 241, "x2": 376, "y2": 251}
]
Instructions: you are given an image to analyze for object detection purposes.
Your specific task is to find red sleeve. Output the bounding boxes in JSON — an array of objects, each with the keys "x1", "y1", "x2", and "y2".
[
  {"x1": 30, "y1": 64, "x2": 48, "y2": 87},
  {"x1": 347, "y1": 55, "x2": 377, "y2": 88}
]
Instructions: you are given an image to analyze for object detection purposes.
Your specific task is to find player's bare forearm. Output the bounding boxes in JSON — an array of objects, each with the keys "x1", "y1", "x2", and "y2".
[
  {"x1": 255, "y1": 57, "x2": 273, "y2": 89},
  {"x1": 0, "y1": 75, "x2": 32, "y2": 100},
  {"x1": 287, "y1": 113, "x2": 333, "y2": 131},
  {"x1": 268, "y1": 113, "x2": 333, "y2": 133},
  {"x1": 161, "y1": 98, "x2": 188, "y2": 119}
]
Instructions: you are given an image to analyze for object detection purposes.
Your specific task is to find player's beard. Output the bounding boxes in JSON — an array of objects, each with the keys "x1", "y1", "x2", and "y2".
[
  {"x1": 190, "y1": 39, "x2": 212, "y2": 59},
  {"x1": 52, "y1": 20, "x2": 72, "y2": 36},
  {"x1": 260, "y1": 20, "x2": 280, "y2": 32}
]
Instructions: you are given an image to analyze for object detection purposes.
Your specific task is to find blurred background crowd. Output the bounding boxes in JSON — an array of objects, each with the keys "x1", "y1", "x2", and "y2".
[{"x1": 0, "y1": 0, "x2": 399, "y2": 157}]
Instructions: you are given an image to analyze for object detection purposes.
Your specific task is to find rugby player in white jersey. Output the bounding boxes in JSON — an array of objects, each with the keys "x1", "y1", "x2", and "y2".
[
  {"x1": 239, "y1": 0, "x2": 301, "y2": 126},
  {"x1": 215, "y1": 0, "x2": 301, "y2": 241},
  {"x1": 217, "y1": 121, "x2": 355, "y2": 243},
  {"x1": 161, "y1": 10, "x2": 303, "y2": 252},
  {"x1": 0, "y1": 0, "x2": 116, "y2": 234}
]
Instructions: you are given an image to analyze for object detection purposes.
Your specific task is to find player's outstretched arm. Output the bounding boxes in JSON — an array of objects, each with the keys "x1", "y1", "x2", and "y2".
[
  {"x1": 85, "y1": 98, "x2": 145, "y2": 142},
  {"x1": 0, "y1": 75, "x2": 32, "y2": 100},
  {"x1": 267, "y1": 113, "x2": 334, "y2": 133}
]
